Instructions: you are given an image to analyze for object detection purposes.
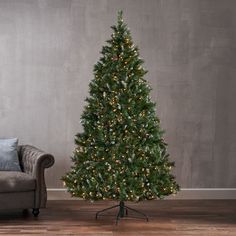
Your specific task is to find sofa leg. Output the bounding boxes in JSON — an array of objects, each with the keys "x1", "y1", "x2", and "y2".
[{"x1": 32, "y1": 208, "x2": 40, "y2": 217}]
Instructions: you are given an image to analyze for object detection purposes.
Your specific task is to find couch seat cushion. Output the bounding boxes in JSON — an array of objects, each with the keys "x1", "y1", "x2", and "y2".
[{"x1": 0, "y1": 171, "x2": 35, "y2": 193}]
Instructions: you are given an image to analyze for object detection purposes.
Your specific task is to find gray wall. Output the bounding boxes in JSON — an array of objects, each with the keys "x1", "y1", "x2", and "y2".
[{"x1": 0, "y1": 0, "x2": 236, "y2": 189}]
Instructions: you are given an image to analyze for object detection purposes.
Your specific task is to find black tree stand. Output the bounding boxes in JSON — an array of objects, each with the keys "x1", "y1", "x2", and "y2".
[{"x1": 95, "y1": 201, "x2": 149, "y2": 225}]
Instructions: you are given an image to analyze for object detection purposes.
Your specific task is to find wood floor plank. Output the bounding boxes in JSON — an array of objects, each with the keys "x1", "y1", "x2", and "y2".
[{"x1": 0, "y1": 200, "x2": 235, "y2": 235}]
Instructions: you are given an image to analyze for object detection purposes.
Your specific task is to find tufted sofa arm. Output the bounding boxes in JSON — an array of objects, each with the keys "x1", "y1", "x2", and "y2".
[{"x1": 18, "y1": 145, "x2": 54, "y2": 208}]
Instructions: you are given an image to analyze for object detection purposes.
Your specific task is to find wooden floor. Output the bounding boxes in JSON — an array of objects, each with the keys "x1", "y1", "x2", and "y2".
[{"x1": 0, "y1": 200, "x2": 236, "y2": 235}]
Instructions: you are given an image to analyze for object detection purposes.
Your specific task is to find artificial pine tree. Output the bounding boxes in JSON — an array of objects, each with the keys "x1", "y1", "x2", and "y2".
[{"x1": 62, "y1": 11, "x2": 179, "y2": 223}]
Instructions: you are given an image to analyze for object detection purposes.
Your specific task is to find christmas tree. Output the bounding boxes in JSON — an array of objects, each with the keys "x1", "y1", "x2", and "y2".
[{"x1": 62, "y1": 11, "x2": 179, "y2": 222}]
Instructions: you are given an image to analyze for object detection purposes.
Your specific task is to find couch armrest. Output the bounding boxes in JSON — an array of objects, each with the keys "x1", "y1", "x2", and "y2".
[{"x1": 19, "y1": 145, "x2": 54, "y2": 208}]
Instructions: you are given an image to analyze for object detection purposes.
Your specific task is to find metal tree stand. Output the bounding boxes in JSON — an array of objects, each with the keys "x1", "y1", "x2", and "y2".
[{"x1": 95, "y1": 201, "x2": 149, "y2": 225}]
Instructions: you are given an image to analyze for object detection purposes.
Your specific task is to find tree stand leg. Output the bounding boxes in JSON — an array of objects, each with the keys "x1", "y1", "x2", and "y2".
[
  {"x1": 95, "y1": 201, "x2": 148, "y2": 225},
  {"x1": 95, "y1": 204, "x2": 120, "y2": 219}
]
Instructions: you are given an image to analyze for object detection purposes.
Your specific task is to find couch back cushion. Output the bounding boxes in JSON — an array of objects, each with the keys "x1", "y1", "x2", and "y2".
[{"x1": 0, "y1": 138, "x2": 21, "y2": 171}]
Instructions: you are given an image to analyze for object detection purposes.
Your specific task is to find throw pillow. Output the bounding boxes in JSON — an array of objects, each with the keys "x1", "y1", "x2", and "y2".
[{"x1": 0, "y1": 138, "x2": 21, "y2": 171}]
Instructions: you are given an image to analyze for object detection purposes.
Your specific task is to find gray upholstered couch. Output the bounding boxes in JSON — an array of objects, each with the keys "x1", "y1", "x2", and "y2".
[{"x1": 0, "y1": 145, "x2": 54, "y2": 216}]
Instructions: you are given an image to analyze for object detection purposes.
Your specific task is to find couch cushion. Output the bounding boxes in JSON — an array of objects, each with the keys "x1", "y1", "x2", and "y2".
[
  {"x1": 0, "y1": 138, "x2": 21, "y2": 171},
  {"x1": 0, "y1": 171, "x2": 35, "y2": 193}
]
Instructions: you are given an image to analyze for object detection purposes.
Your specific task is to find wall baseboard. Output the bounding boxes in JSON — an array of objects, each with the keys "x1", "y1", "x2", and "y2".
[{"x1": 47, "y1": 188, "x2": 236, "y2": 200}]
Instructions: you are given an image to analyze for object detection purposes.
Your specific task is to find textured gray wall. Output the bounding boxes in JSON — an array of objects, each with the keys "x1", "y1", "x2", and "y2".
[{"x1": 0, "y1": 0, "x2": 236, "y2": 189}]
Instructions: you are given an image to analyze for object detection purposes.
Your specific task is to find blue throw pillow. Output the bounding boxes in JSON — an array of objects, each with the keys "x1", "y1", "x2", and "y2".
[{"x1": 0, "y1": 138, "x2": 21, "y2": 171}]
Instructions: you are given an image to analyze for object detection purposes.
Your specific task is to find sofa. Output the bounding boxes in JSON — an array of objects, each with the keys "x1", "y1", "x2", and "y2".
[{"x1": 0, "y1": 145, "x2": 54, "y2": 216}]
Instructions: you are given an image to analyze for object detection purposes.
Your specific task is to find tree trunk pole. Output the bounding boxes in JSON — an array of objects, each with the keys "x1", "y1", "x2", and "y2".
[{"x1": 119, "y1": 201, "x2": 125, "y2": 218}]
